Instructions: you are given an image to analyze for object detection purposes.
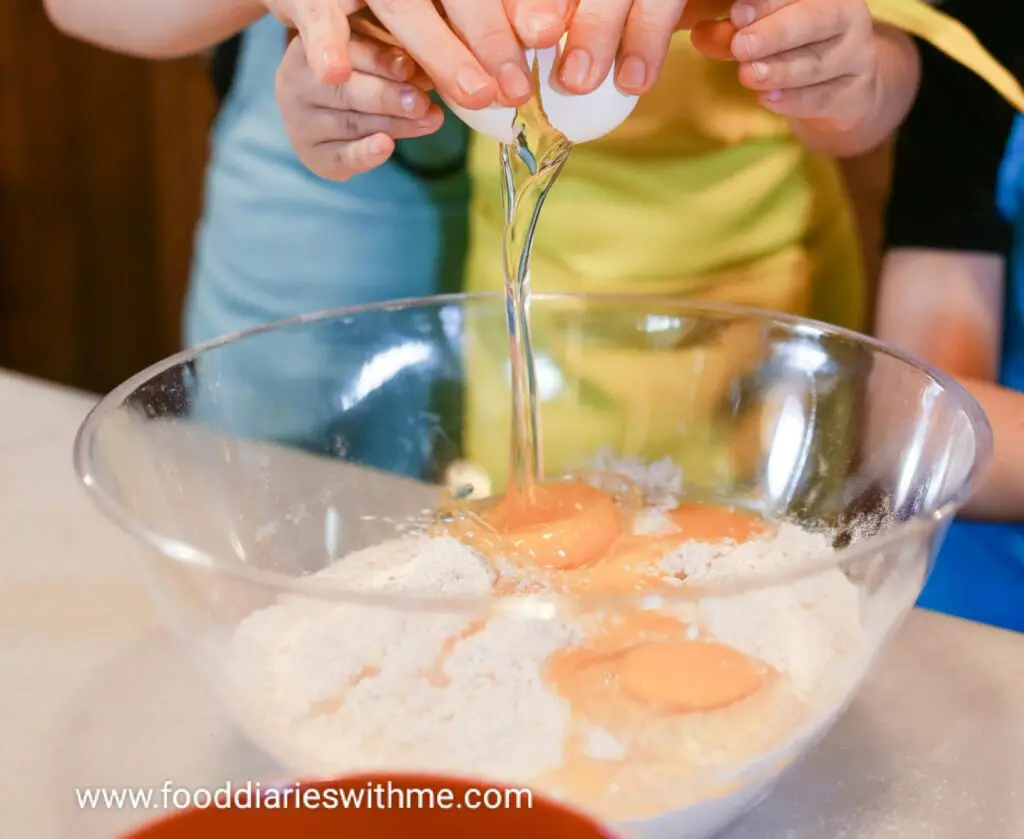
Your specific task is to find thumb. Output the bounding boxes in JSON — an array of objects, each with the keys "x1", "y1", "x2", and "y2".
[
  {"x1": 506, "y1": 0, "x2": 571, "y2": 49},
  {"x1": 689, "y1": 19, "x2": 737, "y2": 61},
  {"x1": 677, "y1": 0, "x2": 734, "y2": 30}
]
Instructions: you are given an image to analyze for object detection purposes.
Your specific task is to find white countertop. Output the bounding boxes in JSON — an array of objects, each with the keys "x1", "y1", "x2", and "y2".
[{"x1": 1, "y1": 368, "x2": 1022, "y2": 839}]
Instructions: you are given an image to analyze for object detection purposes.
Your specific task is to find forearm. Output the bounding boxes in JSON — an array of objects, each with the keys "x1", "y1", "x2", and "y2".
[
  {"x1": 956, "y1": 378, "x2": 1024, "y2": 520},
  {"x1": 875, "y1": 251, "x2": 1018, "y2": 521},
  {"x1": 788, "y1": 24, "x2": 920, "y2": 158},
  {"x1": 43, "y1": 0, "x2": 265, "y2": 59}
]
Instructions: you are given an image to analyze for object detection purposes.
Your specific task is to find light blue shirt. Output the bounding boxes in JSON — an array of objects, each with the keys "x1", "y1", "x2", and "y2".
[{"x1": 184, "y1": 17, "x2": 469, "y2": 475}]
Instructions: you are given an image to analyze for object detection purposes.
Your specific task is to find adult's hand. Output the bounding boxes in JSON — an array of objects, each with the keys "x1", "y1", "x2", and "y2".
[
  {"x1": 264, "y1": 0, "x2": 362, "y2": 86},
  {"x1": 268, "y1": 0, "x2": 569, "y2": 111},
  {"x1": 553, "y1": 0, "x2": 689, "y2": 96}
]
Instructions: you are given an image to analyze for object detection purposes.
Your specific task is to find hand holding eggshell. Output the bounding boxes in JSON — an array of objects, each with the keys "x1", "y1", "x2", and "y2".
[
  {"x1": 350, "y1": 0, "x2": 572, "y2": 112},
  {"x1": 277, "y1": 0, "x2": 538, "y2": 112},
  {"x1": 352, "y1": 3, "x2": 644, "y2": 146},
  {"x1": 441, "y1": 41, "x2": 641, "y2": 145},
  {"x1": 555, "y1": 0, "x2": 689, "y2": 96}
]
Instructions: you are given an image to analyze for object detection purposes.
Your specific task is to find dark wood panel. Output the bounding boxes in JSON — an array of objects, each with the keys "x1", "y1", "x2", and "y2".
[{"x1": 0, "y1": 1, "x2": 215, "y2": 394}]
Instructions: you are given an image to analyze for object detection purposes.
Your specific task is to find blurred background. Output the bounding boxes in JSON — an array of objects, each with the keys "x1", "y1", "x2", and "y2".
[
  {"x1": 1, "y1": 2, "x2": 214, "y2": 393},
  {"x1": 0, "y1": 3, "x2": 892, "y2": 396}
]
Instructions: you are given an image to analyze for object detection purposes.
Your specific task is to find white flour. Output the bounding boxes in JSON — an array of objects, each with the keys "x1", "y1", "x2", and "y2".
[
  {"x1": 660, "y1": 525, "x2": 864, "y2": 698},
  {"x1": 223, "y1": 456, "x2": 880, "y2": 816},
  {"x1": 229, "y1": 534, "x2": 580, "y2": 781}
]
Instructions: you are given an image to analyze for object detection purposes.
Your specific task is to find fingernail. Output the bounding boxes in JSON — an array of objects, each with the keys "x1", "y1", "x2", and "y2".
[
  {"x1": 732, "y1": 4, "x2": 756, "y2": 27},
  {"x1": 499, "y1": 62, "x2": 533, "y2": 101},
  {"x1": 390, "y1": 52, "x2": 413, "y2": 80},
  {"x1": 766, "y1": 90, "x2": 783, "y2": 102},
  {"x1": 751, "y1": 61, "x2": 769, "y2": 81},
  {"x1": 369, "y1": 136, "x2": 388, "y2": 155},
  {"x1": 399, "y1": 86, "x2": 421, "y2": 114},
  {"x1": 320, "y1": 48, "x2": 341, "y2": 79},
  {"x1": 456, "y1": 66, "x2": 491, "y2": 98},
  {"x1": 617, "y1": 56, "x2": 646, "y2": 91},
  {"x1": 527, "y1": 13, "x2": 562, "y2": 39},
  {"x1": 560, "y1": 49, "x2": 592, "y2": 89},
  {"x1": 740, "y1": 32, "x2": 762, "y2": 60},
  {"x1": 417, "y1": 114, "x2": 440, "y2": 128}
]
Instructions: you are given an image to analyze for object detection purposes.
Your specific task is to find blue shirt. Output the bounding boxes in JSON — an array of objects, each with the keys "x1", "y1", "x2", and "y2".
[
  {"x1": 183, "y1": 17, "x2": 470, "y2": 475},
  {"x1": 884, "y1": 17, "x2": 1024, "y2": 633},
  {"x1": 915, "y1": 115, "x2": 1024, "y2": 634}
]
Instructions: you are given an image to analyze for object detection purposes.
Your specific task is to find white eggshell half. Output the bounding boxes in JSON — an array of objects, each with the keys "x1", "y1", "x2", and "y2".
[
  {"x1": 441, "y1": 99, "x2": 519, "y2": 143},
  {"x1": 441, "y1": 49, "x2": 534, "y2": 144},
  {"x1": 535, "y1": 46, "x2": 638, "y2": 144}
]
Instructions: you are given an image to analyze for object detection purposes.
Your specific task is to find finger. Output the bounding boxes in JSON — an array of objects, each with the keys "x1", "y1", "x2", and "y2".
[
  {"x1": 731, "y1": 0, "x2": 847, "y2": 62},
  {"x1": 277, "y1": 28, "x2": 319, "y2": 108},
  {"x1": 559, "y1": 0, "x2": 633, "y2": 95},
  {"x1": 506, "y1": 0, "x2": 571, "y2": 49},
  {"x1": 757, "y1": 76, "x2": 865, "y2": 119},
  {"x1": 348, "y1": 32, "x2": 419, "y2": 82},
  {"x1": 408, "y1": 68, "x2": 436, "y2": 91},
  {"x1": 737, "y1": 37, "x2": 842, "y2": 91},
  {"x1": 306, "y1": 74, "x2": 435, "y2": 120},
  {"x1": 690, "y1": 19, "x2": 736, "y2": 61},
  {"x1": 309, "y1": 103, "x2": 445, "y2": 141},
  {"x1": 615, "y1": 0, "x2": 687, "y2": 94},
  {"x1": 291, "y1": 0, "x2": 354, "y2": 85},
  {"x1": 309, "y1": 134, "x2": 396, "y2": 182},
  {"x1": 368, "y1": 0, "x2": 497, "y2": 110},
  {"x1": 677, "y1": 0, "x2": 733, "y2": 30},
  {"x1": 442, "y1": 0, "x2": 533, "y2": 106}
]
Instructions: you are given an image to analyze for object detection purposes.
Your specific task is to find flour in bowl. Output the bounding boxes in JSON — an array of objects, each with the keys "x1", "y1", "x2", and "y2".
[{"x1": 221, "y1": 457, "x2": 888, "y2": 821}]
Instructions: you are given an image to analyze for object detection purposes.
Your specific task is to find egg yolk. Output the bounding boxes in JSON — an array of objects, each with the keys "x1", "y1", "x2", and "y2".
[
  {"x1": 667, "y1": 502, "x2": 770, "y2": 544},
  {"x1": 437, "y1": 473, "x2": 772, "y2": 720},
  {"x1": 480, "y1": 480, "x2": 621, "y2": 569},
  {"x1": 547, "y1": 611, "x2": 765, "y2": 718},
  {"x1": 618, "y1": 640, "x2": 764, "y2": 713}
]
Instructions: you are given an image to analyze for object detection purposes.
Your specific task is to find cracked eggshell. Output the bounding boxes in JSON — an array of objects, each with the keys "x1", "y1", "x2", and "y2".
[
  {"x1": 443, "y1": 45, "x2": 638, "y2": 145},
  {"x1": 534, "y1": 45, "x2": 639, "y2": 143},
  {"x1": 441, "y1": 100, "x2": 520, "y2": 144},
  {"x1": 440, "y1": 50, "x2": 534, "y2": 144}
]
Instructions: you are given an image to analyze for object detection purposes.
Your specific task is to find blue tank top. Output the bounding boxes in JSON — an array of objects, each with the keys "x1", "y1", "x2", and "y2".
[{"x1": 917, "y1": 115, "x2": 1024, "y2": 634}]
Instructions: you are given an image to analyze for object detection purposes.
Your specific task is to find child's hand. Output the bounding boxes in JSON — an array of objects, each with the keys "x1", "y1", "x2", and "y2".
[
  {"x1": 276, "y1": 30, "x2": 444, "y2": 182},
  {"x1": 691, "y1": 0, "x2": 880, "y2": 125}
]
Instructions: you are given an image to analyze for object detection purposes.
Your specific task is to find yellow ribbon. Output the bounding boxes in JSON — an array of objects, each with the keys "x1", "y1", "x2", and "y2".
[{"x1": 870, "y1": 0, "x2": 1024, "y2": 111}]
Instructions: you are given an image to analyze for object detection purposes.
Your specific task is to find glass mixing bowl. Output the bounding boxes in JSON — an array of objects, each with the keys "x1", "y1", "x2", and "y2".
[{"x1": 74, "y1": 294, "x2": 990, "y2": 839}]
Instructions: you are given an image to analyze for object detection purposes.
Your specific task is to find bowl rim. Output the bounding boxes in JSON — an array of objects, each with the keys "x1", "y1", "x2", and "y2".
[{"x1": 72, "y1": 291, "x2": 993, "y2": 613}]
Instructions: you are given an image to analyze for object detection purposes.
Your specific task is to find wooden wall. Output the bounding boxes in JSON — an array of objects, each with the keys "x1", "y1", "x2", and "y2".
[{"x1": 0, "y1": 1, "x2": 216, "y2": 394}]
